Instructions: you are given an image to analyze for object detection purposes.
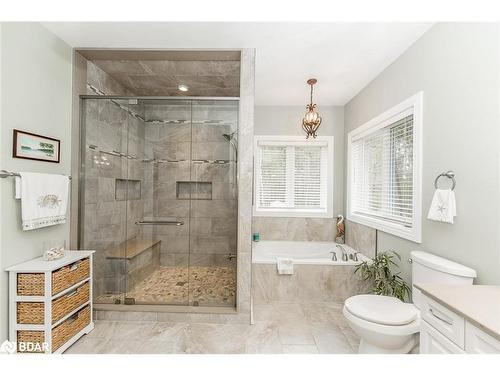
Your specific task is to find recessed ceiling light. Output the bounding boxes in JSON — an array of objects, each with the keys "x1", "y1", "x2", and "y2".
[{"x1": 178, "y1": 84, "x2": 189, "y2": 92}]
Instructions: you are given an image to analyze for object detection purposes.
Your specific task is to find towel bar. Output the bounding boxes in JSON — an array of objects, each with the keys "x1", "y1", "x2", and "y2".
[
  {"x1": 0, "y1": 170, "x2": 72, "y2": 180},
  {"x1": 434, "y1": 170, "x2": 455, "y2": 190}
]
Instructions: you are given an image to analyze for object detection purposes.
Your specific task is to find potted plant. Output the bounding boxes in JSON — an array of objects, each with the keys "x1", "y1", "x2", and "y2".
[{"x1": 354, "y1": 251, "x2": 412, "y2": 302}]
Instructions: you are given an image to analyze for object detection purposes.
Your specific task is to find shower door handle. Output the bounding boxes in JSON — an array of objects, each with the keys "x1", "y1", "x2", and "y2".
[{"x1": 135, "y1": 220, "x2": 185, "y2": 226}]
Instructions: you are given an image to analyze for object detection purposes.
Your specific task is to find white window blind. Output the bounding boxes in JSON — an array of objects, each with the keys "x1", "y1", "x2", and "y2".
[
  {"x1": 254, "y1": 136, "x2": 333, "y2": 217},
  {"x1": 347, "y1": 92, "x2": 422, "y2": 243},
  {"x1": 351, "y1": 114, "x2": 414, "y2": 226}
]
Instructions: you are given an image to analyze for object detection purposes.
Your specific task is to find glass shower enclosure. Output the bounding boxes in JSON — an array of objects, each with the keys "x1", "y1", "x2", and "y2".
[{"x1": 80, "y1": 97, "x2": 238, "y2": 307}]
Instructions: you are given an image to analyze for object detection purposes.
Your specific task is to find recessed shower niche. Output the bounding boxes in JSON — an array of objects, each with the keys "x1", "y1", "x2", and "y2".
[
  {"x1": 115, "y1": 179, "x2": 141, "y2": 201},
  {"x1": 176, "y1": 181, "x2": 212, "y2": 200}
]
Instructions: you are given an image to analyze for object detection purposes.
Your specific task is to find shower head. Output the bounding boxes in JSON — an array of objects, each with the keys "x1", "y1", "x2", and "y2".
[{"x1": 222, "y1": 132, "x2": 236, "y2": 142}]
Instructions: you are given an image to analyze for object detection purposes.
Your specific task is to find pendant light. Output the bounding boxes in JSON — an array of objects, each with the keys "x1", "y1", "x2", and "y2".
[{"x1": 302, "y1": 78, "x2": 322, "y2": 139}]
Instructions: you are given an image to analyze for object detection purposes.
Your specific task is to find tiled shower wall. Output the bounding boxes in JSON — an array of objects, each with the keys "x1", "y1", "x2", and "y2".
[
  {"x1": 144, "y1": 101, "x2": 238, "y2": 269},
  {"x1": 81, "y1": 58, "x2": 245, "y2": 312},
  {"x1": 83, "y1": 61, "x2": 148, "y2": 297}
]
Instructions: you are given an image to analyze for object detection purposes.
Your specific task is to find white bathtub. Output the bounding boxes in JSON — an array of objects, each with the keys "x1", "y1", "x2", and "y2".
[{"x1": 252, "y1": 240, "x2": 369, "y2": 265}]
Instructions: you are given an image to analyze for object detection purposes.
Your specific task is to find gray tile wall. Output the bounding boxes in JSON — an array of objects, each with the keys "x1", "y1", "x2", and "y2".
[
  {"x1": 144, "y1": 101, "x2": 239, "y2": 270},
  {"x1": 84, "y1": 62, "x2": 147, "y2": 298}
]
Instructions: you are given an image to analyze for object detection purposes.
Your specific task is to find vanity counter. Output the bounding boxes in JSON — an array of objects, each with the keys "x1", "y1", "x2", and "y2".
[{"x1": 415, "y1": 283, "x2": 500, "y2": 341}]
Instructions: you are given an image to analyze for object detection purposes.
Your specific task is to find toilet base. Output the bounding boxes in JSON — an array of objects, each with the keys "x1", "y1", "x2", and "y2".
[{"x1": 358, "y1": 335, "x2": 418, "y2": 354}]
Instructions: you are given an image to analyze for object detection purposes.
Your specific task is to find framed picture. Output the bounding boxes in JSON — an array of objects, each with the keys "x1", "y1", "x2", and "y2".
[{"x1": 13, "y1": 129, "x2": 61, "y2": 163}]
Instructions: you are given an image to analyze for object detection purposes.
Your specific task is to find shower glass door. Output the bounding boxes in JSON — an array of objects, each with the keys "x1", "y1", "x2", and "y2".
[
  {"x1": 81, "y1": 97, "x2": 238, "y2": 307},
  {"x1": 188, "y1": 100, "x2": 238, "y2": 306}
]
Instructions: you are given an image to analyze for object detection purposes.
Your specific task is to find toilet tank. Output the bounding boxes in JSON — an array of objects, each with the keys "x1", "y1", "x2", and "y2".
[{"x1": 410, "y1": 251, "x2": 477, "y2": 309}]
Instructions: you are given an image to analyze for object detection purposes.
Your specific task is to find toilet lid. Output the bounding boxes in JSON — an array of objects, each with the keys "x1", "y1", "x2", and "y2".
[{"x1": 345, "y1": 294, "x2": 418, "y2": 326}]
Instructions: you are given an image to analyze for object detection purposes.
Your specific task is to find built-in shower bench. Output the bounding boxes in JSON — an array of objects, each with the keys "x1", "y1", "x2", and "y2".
[{"x1": 105, "y1": 237, "x2": 161, "y2": 294}]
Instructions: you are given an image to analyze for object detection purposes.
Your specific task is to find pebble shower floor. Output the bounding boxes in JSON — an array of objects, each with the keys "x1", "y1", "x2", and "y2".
[{"x1": 95, "y1": 266, "x2": 236, "y2": 306}]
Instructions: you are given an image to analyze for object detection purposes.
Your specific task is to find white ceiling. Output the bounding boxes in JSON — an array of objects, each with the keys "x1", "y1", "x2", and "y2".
[{"x1": 43, "y1": 22, "x2": 433, "y2": 105}]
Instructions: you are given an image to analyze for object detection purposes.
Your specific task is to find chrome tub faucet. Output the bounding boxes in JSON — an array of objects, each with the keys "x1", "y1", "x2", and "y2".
[{"x1": 336, "y1": 244, "x2": 349, "y2": 262}]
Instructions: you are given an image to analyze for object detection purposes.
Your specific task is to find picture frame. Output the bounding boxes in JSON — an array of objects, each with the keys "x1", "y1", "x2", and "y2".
[{"x1": 12, "y1": 129, "x2": 61, "y2": 163}]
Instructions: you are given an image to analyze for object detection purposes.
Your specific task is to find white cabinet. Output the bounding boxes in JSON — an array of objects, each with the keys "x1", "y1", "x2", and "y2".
[
  {"x1": 420, "y1": 320, "x2": 465, "y2": 354},
  {"x1": 420, "y1": 294, "x2": 500, "y2": 354},
  {"x1": 421, "y1": 294, "x2": 465, "y2": 348},
  {"x1": 465, "y1": 321, "x2": 500, "y2": 354},
  {"x1": 7, "y1": 250, "x2": 95, "y2": 354}
]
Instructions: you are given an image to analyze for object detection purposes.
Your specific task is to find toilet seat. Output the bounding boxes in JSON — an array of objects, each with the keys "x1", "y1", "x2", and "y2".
[
  {"x1": 344, "y1": 294, "x2": 418, "y2": 326},
  {"x1": 343, "y1": 304, "x2": 421, "y2": 336}
]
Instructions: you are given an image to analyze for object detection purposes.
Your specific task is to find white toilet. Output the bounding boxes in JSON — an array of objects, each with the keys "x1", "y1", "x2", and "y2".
[{"x1": 343, "y1": 251, "x2": 477, "y2": 354}]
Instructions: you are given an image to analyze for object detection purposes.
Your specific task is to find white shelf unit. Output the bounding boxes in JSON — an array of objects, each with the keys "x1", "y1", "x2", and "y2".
[{"x1": 7, "y1": 250, "x2": 95, "y2": 354}]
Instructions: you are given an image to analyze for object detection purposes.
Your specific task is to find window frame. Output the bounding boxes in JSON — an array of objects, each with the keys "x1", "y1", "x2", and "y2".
[
  {"x1": 347, "y1": 92, "x2": 423, "y2": 243},
  {"x1": 253, "y1": 135, "x2": 334, "y2": 218}
]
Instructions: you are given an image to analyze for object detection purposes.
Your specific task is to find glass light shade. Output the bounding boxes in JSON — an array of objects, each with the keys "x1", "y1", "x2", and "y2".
[{"x1": 302, "y1": 104, "x2": 322, "y2": 138}]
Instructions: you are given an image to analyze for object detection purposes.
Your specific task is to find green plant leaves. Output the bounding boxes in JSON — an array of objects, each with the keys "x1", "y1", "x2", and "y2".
[{"x1": 353, "y1": 251, "x2": 412, "y2": 302}]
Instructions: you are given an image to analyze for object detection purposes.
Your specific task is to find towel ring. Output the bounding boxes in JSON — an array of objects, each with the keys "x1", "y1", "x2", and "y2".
[{"x1": 434, "y1": 171, "x2": 456, "y2": 191}]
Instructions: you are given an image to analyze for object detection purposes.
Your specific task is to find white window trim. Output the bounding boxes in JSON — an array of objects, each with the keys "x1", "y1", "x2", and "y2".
[
  {"x1": 253, "y1": 135, "x2": 334, "y2": 218},
  {"x1": 347, "y1": 92, "x2": 423, "y2": 243}
]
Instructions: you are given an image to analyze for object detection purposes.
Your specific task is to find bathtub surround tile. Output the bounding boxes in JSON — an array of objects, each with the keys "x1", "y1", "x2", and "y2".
[
  {"x1": 252, "y1": 264, "x2": 371, "y2": 304},
  {"x1": 345, "y1": 219, "x2": 377, "y2": 259},
  {"x1": 252, "y1": 217, "x2": 336, "y2": 242}
]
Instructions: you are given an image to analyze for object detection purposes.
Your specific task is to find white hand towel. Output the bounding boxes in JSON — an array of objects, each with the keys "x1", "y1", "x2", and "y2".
[
  {"x1": 276, "y1": 257, "x2": 294, "y2": 275},
  {"x1": 427, "y1": 189, "x2": 457, "y2": 224},
  {"x1": 16, "y1": 172, "x2": 70, "y2": 231}
]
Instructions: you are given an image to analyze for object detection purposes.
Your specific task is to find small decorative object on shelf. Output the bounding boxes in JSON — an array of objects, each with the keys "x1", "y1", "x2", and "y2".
[
  {"x1": 43, "y1": 246, "x2": 65, "y2": 261},
  {"x1": 6, "y1": 250, "x2": 95, "y2": 354}
]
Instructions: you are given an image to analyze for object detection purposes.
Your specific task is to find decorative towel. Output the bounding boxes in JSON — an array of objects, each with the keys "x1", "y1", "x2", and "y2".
[
  {"x1": 15, "y1": 172, "x2": 70, "y2": 231},
  {"x1": 427, "y1": 189, "x2": 457, "y2": 224},
  {"x1": 276, "y1": 257, "x2": 294, "y2": 275}
]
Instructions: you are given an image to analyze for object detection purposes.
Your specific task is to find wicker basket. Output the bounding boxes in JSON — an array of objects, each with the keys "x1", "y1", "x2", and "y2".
[
  {"x1": 17, "y1": 282, "x2": 90, "y2": 324},
  {"x1": 17, "y1": 330, "x2": 45, "y2": 353},
  {"x1": 17, "y1": 258, "x2": 90, "y2": 297},
  {"x1": 52, "y1": 305, "x2": 91, "y2": 352},
  {"x1": 52, "y1": 258, "x2": 90, "y2": 295},
  {"x1": 17, "y1": 305, "x2": 91, "y2": 353},
  {"x1": 17, "y1": 273, "x2": 44, "y2": 296},
  {"x1": 16, "y1": 302, "x2": 45, "y2": 324}
]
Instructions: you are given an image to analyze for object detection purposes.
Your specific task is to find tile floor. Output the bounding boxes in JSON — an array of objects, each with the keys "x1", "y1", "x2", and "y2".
[
  {"x1": 66, "y1": 301, "x2": 359, "y2": 354},
  {"x1": 95, "y1": 266, "x2": 236, "y2": 307}
]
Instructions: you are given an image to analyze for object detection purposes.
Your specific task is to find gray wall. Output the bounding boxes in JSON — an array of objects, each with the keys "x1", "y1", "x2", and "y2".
[
  {"x1": 344, "y1": 23, "x2": 500, "y2": 285},
  {"x1": 253, "y1": 105, "x2": 344, "y2": 241},
  {"x1": 0, "y1": 23, "x2": 73, "y2": 340}
]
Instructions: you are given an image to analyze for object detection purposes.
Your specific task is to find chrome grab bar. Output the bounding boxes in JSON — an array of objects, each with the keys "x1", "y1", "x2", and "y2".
[{"x1": 135, "y1": 220, "x2": 184, "y2": 226}]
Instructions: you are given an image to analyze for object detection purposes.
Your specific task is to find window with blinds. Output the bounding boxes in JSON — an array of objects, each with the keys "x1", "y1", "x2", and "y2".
[
  {"x1": 254, "y1": 136, "x2": 333, "y2": 217},
  {"x1": 347, "y1": 93, "x2": 422, "y2": 243}
]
